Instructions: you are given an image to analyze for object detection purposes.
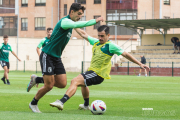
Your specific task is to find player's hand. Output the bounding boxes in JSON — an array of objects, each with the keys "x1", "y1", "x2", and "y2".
[
  {"x1": 139, "y1": 64, "x2": 150, "y2": 71},
  {"x1": 36, "y1": 83, "x2": 39, "y2": 88},
  {"x1": 96, "y1": 17, "x2": 104, "y2": 23},
  {"x1": 18, "y1": 58, "x2": 21, "y2": 61}
]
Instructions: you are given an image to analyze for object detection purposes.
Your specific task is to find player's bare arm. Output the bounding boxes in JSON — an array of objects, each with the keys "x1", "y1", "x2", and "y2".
[
  {"x1": 11, "y1": 51, "x2": 21, "y2": 61},
  {"x1": 36, "y1": 47, "x2": 41, "y2": 57},
  {"x1": 95, "y1": 16, "x2": 104, "y2": 23},
  {"x1": 121, "y1": 52, "x2": 150, "y2": 70},
  {"x1": 74, "y1": 28, "x2": 88, "y2": 41}
]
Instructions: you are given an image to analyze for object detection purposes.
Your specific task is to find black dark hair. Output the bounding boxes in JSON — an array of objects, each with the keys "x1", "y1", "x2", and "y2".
[
  {"x1": 97, "y1": 25, "x2": 110, "y2": 35},
  {"x1": 3, "y1": 35, "x2": 8, "y2": 38},
  {"x1": 69, "y1": 3, "x2": 86, "y2": 14},
  {"x1": 47, "y1": 27, "x2": 53, "y2": 32}
]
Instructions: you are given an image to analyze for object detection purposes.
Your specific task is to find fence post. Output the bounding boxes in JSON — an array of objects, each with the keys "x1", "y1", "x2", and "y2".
[
  {"x1": 149, "y1": 62, "x2": 151, "y2": 76},
  {"x1": 24, "y1": 60, "x2": 25, "y2": 72},
  {"x1": 36, "y1": 61, "x2": 37, "y2": 73},
  {"x1": 172, "y1": 62, "x2": 174, "y2": 77},
  {"x1": 127, "y1": 61, "x2": 129, "y2": 75},
  {"x1": 81, "y1": 61, "x2": 84, "y2": 73}
]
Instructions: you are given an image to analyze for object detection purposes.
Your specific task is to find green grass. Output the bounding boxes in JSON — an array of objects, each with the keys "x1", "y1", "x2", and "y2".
[{"x1": 0, "y1": 71, "x2": 180, "y2": 120}]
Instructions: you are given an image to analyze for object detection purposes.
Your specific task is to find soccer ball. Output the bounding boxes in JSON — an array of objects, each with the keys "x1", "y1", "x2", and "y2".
[{"x1": 90, "y1": 100, "x2": 106, "y2": 115}]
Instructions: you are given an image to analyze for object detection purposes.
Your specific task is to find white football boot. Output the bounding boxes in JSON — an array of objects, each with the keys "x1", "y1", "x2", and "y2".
[
  {"x1": 78, "y1": 104, "x2": 90, "y2": 110},
  {"x1": 29, "y1": 103, "x2": 41, "y2": 113},
  {"x1": 27, "y1": 74, "x2": 37, "y2": 92},
  {"x1": 50, "y1": 100, "x2": 64, "y2": 110}
]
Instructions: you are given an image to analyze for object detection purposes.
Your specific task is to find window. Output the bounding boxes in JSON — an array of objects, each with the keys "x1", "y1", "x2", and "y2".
[
  {"x1": 94, "y1": 16, "x2": 101, "y2": 29},
  {"x1": 164, "y1": 0, "x2": 170, "y2": 5},
  {"x1": 0, "y1": 0, "x2": 2, "y2": 5},
  {"x1": 106, "y1": 10, "x2": 137, "y2": 35},
  {"x1": 64, "y1": 4, "x2": 67, "y2": 16},
  {"x1": 21, "y1": 18, "x2": 28, "y2": 31},
  {"x1": 0, "y1": 16, "x2": 17, "y2": 36},
  {"x1": 35, "y1": 0, "x2": 46, "y2": 6},
  {"x1": 79, "y1": 16, "x2": 86, "y2": 29},
  {"x1": 35, "y1": 17, "x2": 46, "y2": 30},
  {"x1": 94, "y1": 0, "x2": 101, "y2": 4},
  {"x1": 22, "y1": 0, "x2": 28, "y2": 7},
  {"x1": 75, "y1": 0, "x2": 86, "y2": 4}
]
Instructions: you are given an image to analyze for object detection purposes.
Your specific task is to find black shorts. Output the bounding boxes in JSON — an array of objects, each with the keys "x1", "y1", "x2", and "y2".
[
  {"x1": 0, "y1": 61, "x2": 10, "y2": 69},
  {"x1": 81, "y1": 70, "x2": 104, "y2": 87},
  {"x1": 40, "y1": 52, "x2": 66, "y2": 75}
]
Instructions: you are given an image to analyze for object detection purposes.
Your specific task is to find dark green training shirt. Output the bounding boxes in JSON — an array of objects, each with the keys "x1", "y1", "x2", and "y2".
[
  {"x1": 0, "y1": 43, "x2": 13, "y2": 62},
  {"x1": 42, "y1": 15, "x2": 97, "y2": 58},
  {"x1": 37, "y1": 37, "x2": 50, "y2": 49}
]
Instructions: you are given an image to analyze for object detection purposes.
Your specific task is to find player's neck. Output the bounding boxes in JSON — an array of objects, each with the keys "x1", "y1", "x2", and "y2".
[
  {"x1": 4, "y1": 42, "x2": 7, "y2": 45},
  {"x1": 69, "y1": 14, "x2": 75, "y2": 21}
]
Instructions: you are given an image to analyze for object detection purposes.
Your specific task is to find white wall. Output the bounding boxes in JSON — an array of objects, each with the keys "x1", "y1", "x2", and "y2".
[{"x1": 0, "y1": 37, "x2": 138, "y2": 72}]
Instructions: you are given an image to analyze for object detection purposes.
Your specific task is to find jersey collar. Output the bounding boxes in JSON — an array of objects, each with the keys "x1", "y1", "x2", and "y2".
[{"x1": 3, "y1": 43, "x2": 8, "y2": 45}]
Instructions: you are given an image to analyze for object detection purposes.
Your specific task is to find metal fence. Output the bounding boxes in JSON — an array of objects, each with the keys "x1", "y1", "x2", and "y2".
[
  {"x1": 0, "y1": 61, "x2": 41, "y2": 73},
  {"x1": 82, "y1": 61, "x2": 180, "y2": 76}
]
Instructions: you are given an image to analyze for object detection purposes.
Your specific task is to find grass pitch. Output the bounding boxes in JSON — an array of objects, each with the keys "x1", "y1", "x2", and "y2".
[{"x1": 0, "y1": 71, "x2": 180, "y2": 120}]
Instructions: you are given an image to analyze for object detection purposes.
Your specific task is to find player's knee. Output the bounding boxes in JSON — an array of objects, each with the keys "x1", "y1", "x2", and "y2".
[
  {"x1": 71, "y1": 78, "x2": 78, "y2": 85},
  {"x1": 62, "y1": 81, "x2": 67, "y2": 88},
  {"x1": 4, "y1": 69, "x2": 8, "y2": 73},
  {"x1": 45, "y1": 84, "x2": 53, "y2": 90}
]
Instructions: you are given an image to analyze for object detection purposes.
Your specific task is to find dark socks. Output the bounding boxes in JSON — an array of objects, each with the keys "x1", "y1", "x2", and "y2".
[
  {"x1": 84, "y1": 98, "x2": 89, "y2": 106},
  {"x1": 2, "y1": 77, "x2": 5, "y2": 80},
  {"x1": 60, "y1": 94, "x2": 70, "y2": 104},
  {"x1": 35, "y1": 77, "x2": 44, "y2": 83},
  {"x1": 31, "y1": 97, "x2": 39, "y2": 105}
]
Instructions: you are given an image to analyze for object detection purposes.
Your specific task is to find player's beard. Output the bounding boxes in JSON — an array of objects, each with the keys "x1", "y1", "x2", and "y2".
[{"x1": 77, "y1": 18, "x2": 80, "y2": 21}]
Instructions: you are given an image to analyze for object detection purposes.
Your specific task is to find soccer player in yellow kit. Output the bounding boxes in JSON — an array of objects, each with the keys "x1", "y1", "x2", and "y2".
[{"x1": 49, "y1": 25, "x2": 150, "y2": 111}]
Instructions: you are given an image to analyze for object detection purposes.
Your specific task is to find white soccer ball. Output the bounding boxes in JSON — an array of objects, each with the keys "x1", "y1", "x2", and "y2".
[{"x1": 90, "y1": 100, "x2": 106, "y2": 115}]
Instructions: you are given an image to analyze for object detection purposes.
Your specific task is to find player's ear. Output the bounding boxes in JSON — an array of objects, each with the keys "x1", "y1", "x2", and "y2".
[{"x1": 70, "y1": 10, "x2": 74, "y2": 14}]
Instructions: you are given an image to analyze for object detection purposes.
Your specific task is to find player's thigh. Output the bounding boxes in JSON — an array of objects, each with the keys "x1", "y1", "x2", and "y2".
[
  {"x1": 3, "y1": 66, "x2": 8, "y2": 72},
  {"x1": 43, "y1": 75, "x2": 55, "y2": 87},
  {"x1": 71, "y1": 74, "x2": 86, "y2": 86},
  {"x1": 54, "y1": 74, "x2": 67, "y2": 85}
]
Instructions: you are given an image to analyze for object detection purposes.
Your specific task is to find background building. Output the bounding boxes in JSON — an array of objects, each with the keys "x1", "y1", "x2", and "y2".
[{"x1": 0, "y1": 0, "x2": 179, "y2": 72}]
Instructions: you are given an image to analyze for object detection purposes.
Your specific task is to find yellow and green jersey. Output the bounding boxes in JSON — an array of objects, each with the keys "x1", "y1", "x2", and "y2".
[
  {"x1": 37, "y1": 37, "x2": 50, "y2": 49},
  {"x1": 88, "y1": 36, "x2": 124, "y2": 79},
  {"x1": 42, "y1": 15, "x2": 97, "y2": 58},
  {"x1": 0, "y1": 43, "x2": 12, "y2": 62}
]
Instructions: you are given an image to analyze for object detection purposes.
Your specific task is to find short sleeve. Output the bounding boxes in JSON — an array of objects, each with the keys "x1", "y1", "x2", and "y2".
[
  {"x1": 88, "y1": 36, "x2": 99, "y2": 45},
  {"x1": 37, "y1": 38, "x2": 46, "y2": 48},
  {"x1": 0, "y1": 43, "x2": 3, "y2": 49},
  {"x1": 9, "y1": 45, "x2": 12, "y2": 52},
  {"x1": 109, "y1": 42, "x2": 124, "y2": 56}
]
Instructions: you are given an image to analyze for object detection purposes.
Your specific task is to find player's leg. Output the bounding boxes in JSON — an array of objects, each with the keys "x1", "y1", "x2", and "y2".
[
  {"x1": 78, "y1": 86, "x2": 90, "y2": 110},
  {"x1": 1, "y1": 75, "x2": 5, "y2": 83},
  {"x1": 50, "y1": 74, "x2": 85, "y2": 110},
  {"x1": 177, "y1": 46, "x2": 180, "y2": 54},
  {"x1": 29, "y1": 52, "x2": 55, "y2": 113},
  {"x1": 3, "y1": 66, "x2": 9, "y2": 84},
  {"x1": 173, "y1": 43, "x2": 176, "y2": 54},
  {"x1": 27, "y1": 75, "x2": 44, "y2": 92},
  {"x1": 6, "y1": 62, "x2": 10, "y2": 85},
  {"x1": 53, "y1": 57, "x2": 67, "y2": 88},
  {"x1": 144, "y1": 69, "x2": 147, "y2": 77},
  {"x1": 138, "y1": 68, "x2": 141, "y2": 76},
  {"x1": 0, "y1": 61, "x2": 6, "y2": 84},
  {"x1": 34, "y1": 75, "x2": 54, "y2": 100},
  {"x1": 50, "y1": 71, "x2": 104, "y2": 111}
]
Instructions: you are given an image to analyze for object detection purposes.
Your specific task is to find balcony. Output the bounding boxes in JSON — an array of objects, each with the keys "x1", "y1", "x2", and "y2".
[{"x1": 107, "y1": 0, "x2": 137, "y2": 10}]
